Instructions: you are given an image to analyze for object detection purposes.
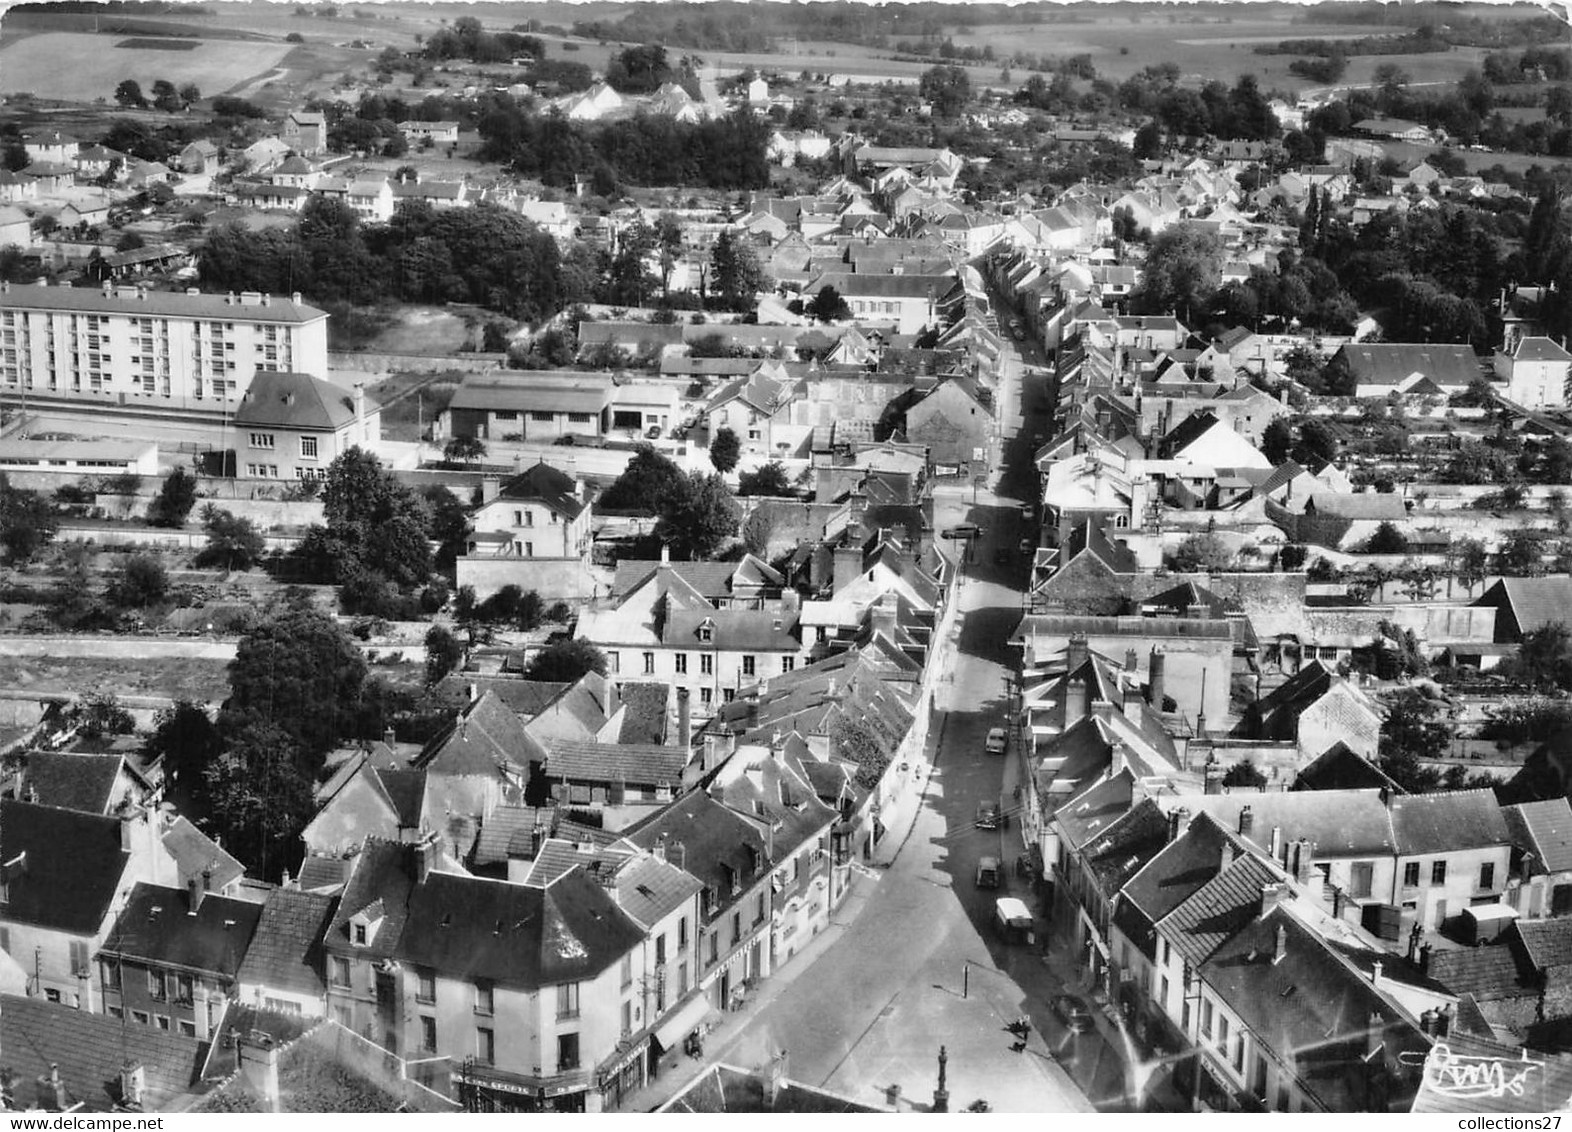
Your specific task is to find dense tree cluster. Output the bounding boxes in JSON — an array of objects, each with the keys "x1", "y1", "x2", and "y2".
[
  {"x1": 476, "y1": 104, "x2": 770, "y2": 191},
  {"x1": 606, "y1": 43, "x2": 697, "y2": 97},
  {"x1": 1116, "y1": 67, "x2": 1277, "y2": 141},
  {"x1": 421, "y1": 16, "x2": 542, "y2": 64}
]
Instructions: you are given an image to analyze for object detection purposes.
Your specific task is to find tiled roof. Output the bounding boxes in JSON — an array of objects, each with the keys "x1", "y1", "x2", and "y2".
[
  {"x1": 0, "y1": 799, "x2": 128, "y2": 933},
  {"x1": 1389, "y1": 790, "x2": 1509, "y2": 856},
  {"x1": 1292, "y1": 741, "x2": 1403, "y2": 793},
  {"x1": 235, "y1": 888, "x2": 336, "y2": 997},
  {"x1": 434, "y1": 675, "x2": 569, "y2": 718},
  {"x1": 1305, "y1": 492, "x2": 1407, "y2": 520},
  {"x1": 328, "y1": 840, "x2": 416, "y2": 957},
  {"x1": 1412, "y1": 1032, "x2": 1572, "y2": 1115},
  {"x1": 413, "y1": 690, "x2": 541, "y2": 776},
  {"x1": 617, "y1": 681, "x2": 671, "y2": 745},
  {"x1": 233, "y1": 371, "x2": 373, "y2": 432},
  {"x1": 1082, "y1": 797, "x2": 1171, "y2": 894},
  {"x1": 2, "y1": 993, "x2": 203, "y2": 1111},
  {"x1": 1159, "y1": 789, "x2": 1399, "y2": 858},
  {"x1": 1161, "y1": 852, "x2": 1281, "y2": 967},
  {"x1": 447, "y1": 371, "x2": 611, "y2": 414},
  {"x1": 296, "y1": 856, "x2": 350, "y2": 894},
  {"x1": 102, "y1": 883, "x2": 264, "y2": 977},
  {"x1": 1479, "y1": 577, "x2": 1572, "y2": 638},
  {"x1": 472, "y1": 805, "x2": 553, "y2": 867},
  {"x1": 1336, "y1": 343, "x2": 1482, "y2": 388},
  {"x1": 542, "y1": 738, "x2": 689, "y2": 787},
  {"x1": 663, "y1": 608, "x2": 801, "y2": 652},
  {"x1": 18, "y1": 751, "x2": 123, "y2": 813},
  {"x1": 623, "y1": 790, "x2": 771, "y2": 916},
  {"x1": 162, "y1": 815, "x2": 246, "y2": 893},
  {"x1": 1426, "y1": 944, "x2": 1532, "y2": 1001},
  {"x1": 1503, "y1": 799, "x2": 1572, "y2": 875},
  {"x1": 613, "y1": 852, "x2": 703, "y2": 929},
  {"x1": 1054, "y1": 770, "x2": 1137, "y2": 852},
  {"x1": 1513, "y1": 917, "x2": 1572, "y2": 972},
  {"x1": 396, "y1": 868, "x2": 644, "y2": 987},
  {"x1": 495, "y1": 460, "x2": 586, "y2": 520},
  {"x1": 1513, "y1": 336, "x2": 1572, "y2": 363}
]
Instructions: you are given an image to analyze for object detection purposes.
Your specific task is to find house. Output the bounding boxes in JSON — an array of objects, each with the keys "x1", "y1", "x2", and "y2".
[
  {"x1": 232, "y1": 180, "x2": 310, "y2": 212},
  {"x1": 1502, "y1": 798, "x2": 1572, "y2": 920},
  {"x1": 535, "y1": 739, "x2": 696, "y2": 828},
  {"x1": 1159, "y1": 410, "x2": 1272, "y2": 471},
  {"x1": 1237, "y1": 659, "x2": 1381, "y2": 759},
  {"x1": 0, "y1": 800, "x2": 177, "y2": 1012},
  {"x1": 98, "y1": 879, "x2": 263, "y2": 1037},
  {"x1": 0, "y1": 993, "x2": 205, "y2": 1110},
  {"x1": 283, "y1": 110, "x2": 328, "y2": 155},
  {"x1": 240, "y1": 136, "x2": 292, "y2": 174},
  {"x1": 178, "y1": 139, "x2": 221, "y2": 176},
  {"x1": 1030, "y1": 520, "x2": 1141, "y2": 616},
  {"x1": 1331, "y1": 343, "x2": 1483, "y2": 399},
  {"x1": 1473, "y1": 576, "x2": 1572, "y2": 643},
  {"x1": 344, "y1": 178, "x2": 395, "y2": 223},
  {"x1": 1292, "y1": 742, "x2": 1403, "y2": 794},
  {"x1": 270, "y1": 154, "x2": 320, "y2": 190},
  {"x1": 24, "y1": 130, "x2": 79, "y2": 165},
  {"x1": 466, "y1": 462, "x2": 591, "y2": 560},
  {"x1": 392, "y1": 176, "x2": 470, "y2": 210},
  {"x1": 1493, "y1": 336, "x2": 1572, "y2": 410},
  {"x1": 443, "y1": 371, "x2": 611, "y2": 443},
  {"x1": 231, "y1": 370, "x2": 379, "y2": 481},
  {"x1": 234, "y1": 886, "x2": 337, "y2": 1018},
  {"x1": 513, "y1": 199, "x2": 576, "y2": 240},
  {"x1": 810, "y1": 274, "x2": 953, "y2": 335},
  {"x1": 903, "y1": 377, "x2": 994, "y2": 472},
  {"x1": 399, "y1": 120, "x2": 461, "y2": 145},
  {"x1": 302, "y1": 756, "x2": 429, "y2": 857},
  {"x1": 559, "y1": 82, "x2": 624, "y2": 121},
  {"x1": 703, "y1": 363, "x2": 807, "y2": 461},
  {"x1": 1354, "y1": 117, "x2": 1432, "y2": 142},
  {"x1": 0, "y1": 205, "x2": 29, "y2": 249},
  {"x1": 5, "y1": 751, "x2": 154, "y2": 814},
  {"x1": 0, "y1": 169, "x2": 40, "y2": 203}
]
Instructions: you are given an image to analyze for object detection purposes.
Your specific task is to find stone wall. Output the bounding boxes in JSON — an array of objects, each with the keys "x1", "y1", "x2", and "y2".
[{"x1": 455, "y1": 555, "x2": 596, "y2": 602}]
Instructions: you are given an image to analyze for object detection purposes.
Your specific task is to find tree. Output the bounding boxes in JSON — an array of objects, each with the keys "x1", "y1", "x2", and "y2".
[
  {"x1": 1500, "y1": 528, "x2": 1546, "y2": 577},
  {"x1": 151, "y1": 79, "x2": 184, "y2": 112},
  {"x1": 1505, "y1": 622, "x2": 1572, "y2": 693},
  {"x1": 195, "y1": 506, "x2": 265, "y2": 572},
  {"x1": 1130, "y1": 222, "x2": 1222, "y2": 323},
  {"x1": 144, "y1": 701, "x2": 222, "y2": 800},
  {"x1": 710, "y1": 427, "x2": 741, "y2": 474},
  {"x1": 178, "y1": 82, "x2": 201, "y2": 105},
  {"x1": 309, "y1": 447, "x2": 432, "y2": 587},
  {"x1": 147, "y1": 467, "x2": 199, "y2": 528},
  {"x1": 709, "y1": 229, "x2": 769, "y2": 312},
  {"x1": 443, "y1": 436, "x2": 488, "y2": 465},
  {"x1": 108, "y1": 553, "x2": 169, "y2": 609},
  {"x1": 1365, "y1": 522, "x2": 1409, "y2": 555},
  {"x1": 737, "y1": 462, "x2": 792, "y2": 496},
  {"x1": 808, "y1": 284, "x2": 852, "y2": 323},
  {"x1": 742, "y1": 508, "x2": 775, "y2": 556},
  {"x1": 222, "y1": 607, "x2": 368, "y2": 763},
  {"x1": 598, "y1": 443, "x2": 687, "y2": 512},
  {"x1": 522, "y1": 638, "x2": 608, "y2": 682},
  {"x1": 1261, "y1": 418, "x2": 1293, "y2": 465},
  {"x1": 203, "y1": 720, "x2": 314, "y2": 880},
  {"x1": 1378, "y1": 688, "x2": 1450, "y2": 793},
  {"x1": 0, "y1": 475, "x2": 57, "y2": 563},
  {"x1": 1454, "y1": 536, "x2": 1489, "y2": 594},
  {"x1": 1132, "y1": 119, "x2": 1164, "y2": 159},
  {"x1": 657, "y1": 471, "x2": 740, "y2": 560},
  {"x1": 67, "y1": 693, "x2": 135, "y2": 742},
  {"x1": 1222, "y1": 759, "x2": 1267, "y2": 789},
  {"x1": 919, "y1": 64, "x2": 971, "y2": 118},
  {"x1": 114, "y1": 79, "x2": 148, "y2": 108},
  {"x1": 425, "y1": 623, "x2": 465, "y2": 685},
  {"x1": 1167, "y1": 532, "x2": 1233, "y2": 572}
]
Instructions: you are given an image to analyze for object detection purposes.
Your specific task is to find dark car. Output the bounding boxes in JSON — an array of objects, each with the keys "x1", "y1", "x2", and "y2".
[
  {"x1": 1052, "y1": 994, "x2": 1094, "y2": 1034},
  {"x1": 976, "y1": 799, "x2": 1006, "y2": 831},
  {"x1": 940, "y1": 523, "x2": 983, "y2": 540}
]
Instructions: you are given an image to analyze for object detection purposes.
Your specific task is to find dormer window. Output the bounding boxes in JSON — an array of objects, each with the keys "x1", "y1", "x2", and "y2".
[
  {"x1": 348, "y1": 901, "x2": 386, "y2": 947},
  {"x1": 697, "y1": 619, "x2": 715, "y2": 644}
]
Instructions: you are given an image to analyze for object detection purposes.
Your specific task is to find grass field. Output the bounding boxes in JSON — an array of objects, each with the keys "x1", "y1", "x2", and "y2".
[{"x1": 0, "y1": 30, "x2": 293, "y2": 100}]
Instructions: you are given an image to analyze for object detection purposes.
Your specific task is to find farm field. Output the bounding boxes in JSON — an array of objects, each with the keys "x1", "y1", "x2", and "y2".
[{"x1": 0, "y1": 30, "x2": 292, "y2": 101}]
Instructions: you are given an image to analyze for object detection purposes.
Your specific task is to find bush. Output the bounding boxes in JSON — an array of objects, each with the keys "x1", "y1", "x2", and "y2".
[
  {"x1": 108, "y1": 552, "x2": 169, "y2": 609},
  {"x1": 147, "y1": 467, "x2": 199, "y2": 528},
  {"x1": 339, "y1": 572, "x2": 422, "y2": 619}
]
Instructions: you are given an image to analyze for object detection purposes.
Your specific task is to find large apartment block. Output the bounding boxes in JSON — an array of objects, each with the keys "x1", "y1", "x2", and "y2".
[{"x1": 0, "y1": 281, "x2": 329, "y2": 411}]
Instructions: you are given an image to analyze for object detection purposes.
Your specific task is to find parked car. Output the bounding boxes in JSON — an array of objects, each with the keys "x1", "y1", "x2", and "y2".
[
  {"x1": 1052, "y1": 994, "x2": 1094, "y2": 1034},
  {"x1": 976, "y1": 799, "x2": 1007, "y2": 830},
  {"x1": 975, "y1": 855, "x2": 1001, "y2": 889},
  {"x1": 985, "y1": 727, "x2": 1007, "y2": 755},
  {"x1": 940, "y1": 523, "x2": 983, "y2": 540}
]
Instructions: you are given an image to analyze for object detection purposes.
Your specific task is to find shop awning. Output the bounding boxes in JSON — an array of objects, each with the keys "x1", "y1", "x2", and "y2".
[{"x1": 652, "y1": 994, "x2": 713, "y2": 1051}]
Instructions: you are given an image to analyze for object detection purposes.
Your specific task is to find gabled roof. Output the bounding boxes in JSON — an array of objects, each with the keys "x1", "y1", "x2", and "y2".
[
  {"x1": 413, "y1": 690, "x2": 540, "y2": 776},
  {"x1": 1292, "y1": 741, "x2": 1403, "y2": 794},
  {"x1": 1411, "y1": 1031, "x2": 1572, "y2": 1115},
  {"x1": 1121, "y1": 810, "x2": 1235, "y2": 927},
  {"x1": 1512, "y1": 917, "x2": 1572, "y2": 972},
  {"x1": 1388, "y1": 789, "x2": 1510, "y2": 856},
  {"x1": 1335, "y1": 343, "x2": 1482, "y2": 388},
  {"x1": 1503, "y1": 798, "x2": 1572, "y2": 875},
  {"x1": 1054, "y1": 769, "x2": 1138, "y2": 852},
  {"x1": 235, "y1": 888, "x2": 337, "y2": 997},
  {"x1": 232, "y1": 371, "x2": 374, "y2": 432},
  {"x1": 396, "y1": 868, "x2": 644, "y2": 987},
  {"x1": 1512, "y1": 336, "x2": 1572, "y2": 363},
  {"x1": 0, "y1": 799, "x2": 129, "y2": 934},
  {"x1": 162, "y1": 815, "x2": 247, "y2": 894},
  {"x1": 1, "y1": 994, "x2": 204, "y2": 1111},
  {"x1": 623, "y1": 790, "x2": 772, "y2": 915},
  {"x1": 1426, "y1": 944, "x2": 1533, "y2": 1002},
  {"x1": 327, "y1": 839, "x2": 417, "y2": 957},
  {"x1": 541, "y1": 738, "x2": 689, "y2": 788},
  {"x1": 611, "y1": 851, "x2": 703, "y2": 929},
  {"x1": 1305, "y1": 492, "x2": 1407, "y2": 520},
  {"x1": 494, "y1": 460, "x2": 586, "y2": 520},
  {"x1": 16, "y1": 751, "x2": 126, "y2": 813},
  {"x1": 1081, "y1": 796, "x2": 1171, "y2": 895},
  {"x1": 1160, "y1": 851, "x2": 1282, "y2": 967},
  {"x1": 472, "y1": 805, "x2": 555, "y2": 867},
  {"x1": 1476, "y1": 576, "x2": 1572, "y2": 637},
  {"x1": 102, "y1": 882, "x2": 264, "y2": 977}
]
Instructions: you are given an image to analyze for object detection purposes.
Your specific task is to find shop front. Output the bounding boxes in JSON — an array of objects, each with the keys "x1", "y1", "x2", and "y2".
[{"x1": 456, "y1": 1063, "x2": 592, "y2": 1113}]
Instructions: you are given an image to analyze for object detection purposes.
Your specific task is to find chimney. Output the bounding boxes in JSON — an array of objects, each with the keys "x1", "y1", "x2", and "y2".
[
  {"x1": 1272, "y1": 923, "x2": 1288, "y2": 965},
  {"x1": 192, "y1": 983, "x2": 210, "y2": 1040},
  {"x1": 353, "y1": 382, "x2": 365, "y2": 439},
  {"x1": 1238, "y1": 805, "x2": 1254, "y2": 838},
  {"x1": 50, "y1": 1065, "x2": 67, "y2": 1111},
  {"x1": 1436, "y1": 1004, "x2": 1452, "y2": 1038},
  {"x1": 1371, "y1": 960, "x2": 1384, "y2": 985},
  {"x1": 414, "y1": 833, "x2": 436, "y2": 884},
  {"x1": 1419, "y1": 944, "x2": 1432, "y2": 976},
  {"x1": 119, "y1": 1062, "x2": 145, "y2": 1109},
  {"x1": 1146, "y1": 646, "x2": 1166, "y2": 707},
  {"x1": 1259, "y1": 881, "x2": 1288, "y2": 917},
  {"x1": 383, "y1": 726, "x2": 396, "y2": 747},
  {"x1": 1204, "y1": 761, "x2": 1224, "y2": 795},
  {"x1": 202, "y1": 868, "x2": 213, "y2": 894},
  {"x1": 467, "y1": 682, "x2": 480, "y2": 704},
  {"x1": 292, "y1": 291, "x2": 302, "y2": 305},
  {"x1": 186, "y1": 876, "x2": 204, "y2": 915},
  {"x1": 677, "y1": 687, "x2": 692, "y2": 750},
  {"x1": 832, "y1": 543, "x2": 862, "y2": 593},
  {"x1": 764, "y1": 1049, "x2": 789, "y2": 1107},
  {"x1": 1379, "y1": 786, "x2": 1392, "y2": 808},
  {"x1": 1124, "y1": 647, "x2": 1138, "y2": 673},
  {"x1": 481, "y1": 475, "x2": 501, "y2": 504},
  {"x1": 237, "y1": 1035, "x2": 281, "y2": 1113},
  {"x1": 1166, "y1": 806, "x2": 1188, "y2": 844},
  {"x1": 1066, "y1": 633, "x2": 1089, "y2": 672},
  {"x1": 1269, "y1": 826, "x2": 1283, "y2": 861},
  {"x1": 870, "y1": 593, "x2": 898, "y2": 642},
  {"x1": 703, "y1": 733, "x2": 722, "y2": 773}
]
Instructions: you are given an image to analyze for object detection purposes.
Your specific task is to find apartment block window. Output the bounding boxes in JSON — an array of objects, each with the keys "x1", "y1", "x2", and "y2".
[
  {"x1": 675, "y1": 653, "x2": 688, "y2": 675},
  {"x1": 175, "y1": 974, "x2": 194, "y2": 1005},
  {"x1": 69, "y1": 940, "x2": 89, "y2": 978},
  {"x1": 678, "y1": 916, "x2": 689, "y2": 950},
  {"x1": 742, "y1": 655, "x2": 756, "y2": 677},
  {"x1": 299, "y1": 436, "x2": 318, "y2": 459},
  {"x1": 417, "y1": 969, "x2": 436, "y2": 1004},
  {"x1": 1432, "y1": 861, "x2": 1448, "y2": 886},
  {"x1": 644, "y1": 652, "x2": 656, "y2": 675},
  {"x1": 353, "y1": 923, "x2": 367, "y2": 946},
  {"x1": 102, "y1": 960, "x2": 120, "y2": 989},
  {"x1": 330, "y1": 957, "x2": 351, "y2": 989},
  {"x1": 622, "y1": 1000, "x2": 633, "y2": 1038},
  {"x1": 1200, "y1": 998, "x2": 1214, "y2": 1040},
  {"x1": 781, "y1": 657, "x2": 795, "y2": 673},
  {"x1": 1480, "y1": 862, "x2": 1496, "y2": 890},
  {"x1": 756, "y1": 893, "x2": 766, "y2": 926},
  {"x1": 708, "y1": 932, "x2": 719, "y2": 965},
  {"x1": 556, "y1": 981, "x2": 581, "y2": 1020},
  {"x1": 474, "y1": 982, "x2": 494, "y2": 1016},
  {"x1": 557, "y1": 1032, "x2": 581, "y2": 1072},
  {"x1": 1350, "y1": 862, "x2": 1374, "y2": 899},
  {"x1": 1217, "y1": 1014, "x2": 1230, "y2": 1053},
  {"x1": 420, "y1": 1016, "x2": 437, "y2": 1052},
  {"x1": 678, "y1": 962, "x2": 689, "y2": 997},
  {"x1": 476, "y1": 1027, "x2": 495, "y2": 1065},
  {"x1": 700, "y1": 688, "x2": 713, "y2": 706},
  {"x1": 732, "y1": 911, "x2": 742, "y2": 946},
  {"x1": 148, "y1": 970, "x2": 167, "y2": 1002},
  {"x1": 655, "y1": 935, "x2": 666, "y2": 966},
  {"x1": 700, "y1": 655, "x2": 714, "y2": 676},
  {"x1": 249, "y1": 433, "x2": 275, "y2": 450},
  {"x1": 1403, "y1": 862, "x2": 1421, "y2": 889},
  {"x1": 523, "y1": 511, "x2": 534, "y2": 527}
]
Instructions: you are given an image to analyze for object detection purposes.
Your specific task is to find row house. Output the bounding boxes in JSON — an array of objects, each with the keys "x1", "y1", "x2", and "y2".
[
  {"x1": 466, "y1": 462, "x2": 592, "y2": 561},
  {"x1": 442, "y1": 370, "x2": 612, "y2": 443}
]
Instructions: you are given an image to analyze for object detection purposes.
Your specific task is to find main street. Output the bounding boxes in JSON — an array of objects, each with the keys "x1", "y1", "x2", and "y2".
[{"x1": 670, "y1": 293, "x2": 1142, "y2": 1113}]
